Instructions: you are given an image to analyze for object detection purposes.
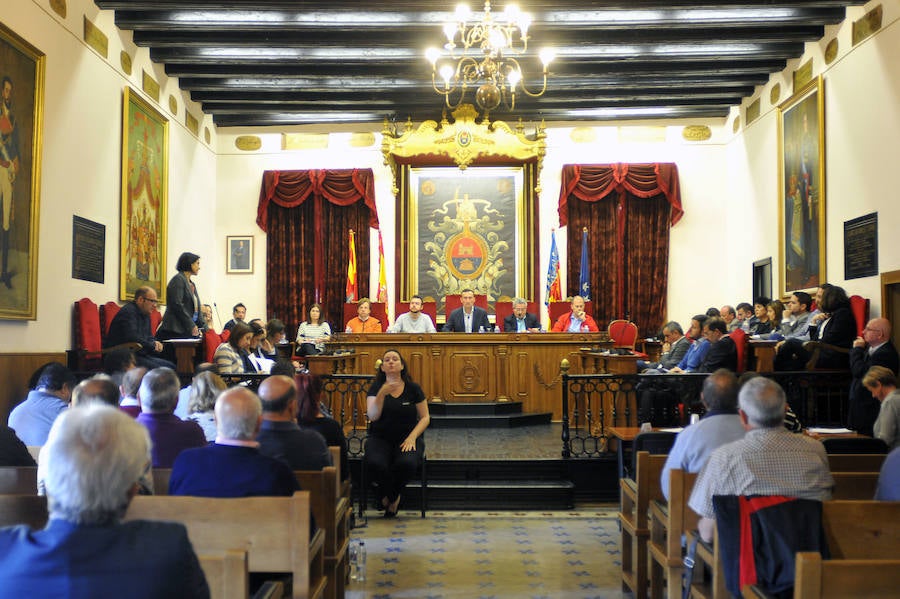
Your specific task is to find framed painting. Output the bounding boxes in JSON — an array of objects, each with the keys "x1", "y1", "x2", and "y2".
[
  {"x1": 226, "y1": 235, "x2": 253, "y2": 274},
  {"x1": 0, "y1": 23, "x2": 45, "y2": 320},
  {"x1": 405, "y1": 165, "x2": 533, "y2": 314},
  {"x1": 120, "y1": 86, "x2": 168, "y2": 302},
  {"x1": 778, "y1": 76, "x2": 825, "y2": 294}
]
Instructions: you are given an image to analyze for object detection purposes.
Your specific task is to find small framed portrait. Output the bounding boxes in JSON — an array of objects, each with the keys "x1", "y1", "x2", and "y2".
[{"x1": 226, "y1": 235, "x2": 253, "y2": 274}]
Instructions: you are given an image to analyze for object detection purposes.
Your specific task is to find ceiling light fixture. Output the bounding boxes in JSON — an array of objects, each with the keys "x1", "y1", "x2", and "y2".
[{"x1": 425, "y1": 2, "x2": 554, "y2": 116}]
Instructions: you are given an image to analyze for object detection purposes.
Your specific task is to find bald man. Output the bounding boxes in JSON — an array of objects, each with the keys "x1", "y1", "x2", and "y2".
[
  {"x1": 169, "y1": 386, "x2": 298, "y2": 497},
  {"x1": 257, "y1": 375, "x2": 331, "y2": 471},
  {"x1": 849, "y1": 318, "x2": 900, "y2": 436}
]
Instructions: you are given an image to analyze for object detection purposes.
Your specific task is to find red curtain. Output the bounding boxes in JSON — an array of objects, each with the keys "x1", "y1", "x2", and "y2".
[
  {"x1": 257, "y1": 169, "x2": 378, "y2": 334},
  {"x1": 558, "y1": 163, "x2": 682, "y2": 338}
]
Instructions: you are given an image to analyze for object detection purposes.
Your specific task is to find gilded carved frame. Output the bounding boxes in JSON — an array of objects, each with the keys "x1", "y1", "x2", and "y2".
[{"x1": 382, "y1": 104, "x2": 545, "y2": 313}]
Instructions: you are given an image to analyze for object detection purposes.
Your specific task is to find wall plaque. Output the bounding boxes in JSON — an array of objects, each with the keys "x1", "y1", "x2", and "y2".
[
  {"x1": 844, "y1": 212, "x2": 878, "y2": 280},
  {"x1": 83, "y1": 17, "x2": 108, "y2": 59},
  {"x1": 72, "y1": 216, "x2": 105, "y2": 284}
]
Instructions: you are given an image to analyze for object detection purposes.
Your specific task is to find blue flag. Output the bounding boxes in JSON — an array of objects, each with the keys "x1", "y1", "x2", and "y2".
[
  {"x1": 545, "y1": 231, "x2": 561, "y2": 306},
  {"x1": 579, "y1": 228, "x2": 590, "y2": 301}
]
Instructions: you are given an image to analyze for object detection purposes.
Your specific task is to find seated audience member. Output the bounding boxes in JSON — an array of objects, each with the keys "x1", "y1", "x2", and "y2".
[
  {"x1": 0, "y1": 404, "x2": 208, "y2": 597},
  {"x1": 187, "y1": 371, "x2": 226, "y2": 442},
  {"x1": 848, "y1": 318, "x2": 899, "y2": 437},
  {"x1": 71, "y1": 375, "x2": 120, "y2": 408},
  {"x1": 200, "y1": 303, "x2": 215, "y2": 333},
  {"x1": 777, "y1": 285, "x2": 856, "y2": 371},
  {"x1": 875, "y1": 446, "x2": 900, "y2": 500},
  {"x1": 697, "y1": 317, "x2": 737, "y2": 373},
  {"x1": 734, "y1": 302, "x2": 754, "y2": 331},
  {"x1": 296, "y1": 303, "x2": 331, "y2": 355},
  {"x1": 748, "y1": 297, "x2": 772, "y2": 335},
  {"x1": 758, "y1": 299, "x2": 785, "y2": 338},
  {"x1": 222, "y1": 302, "x2": 247, "y2": 332},
  {"x1": 170, "y1": 386, "x2": 299, "y2": 497},
  {"x1": 214, "y1": 322, "x2": 253, "y2": 374},
  {"x1": 258, "y1": 318, "x2": 287, "y2": 359},
  {"x1": 661, "y1": 369, "x2": 745, "y2": 498},
  {"x1": 118, "y1": 366, "x2": 147, "y2": 418},
  {"x1": 136, "y1": 367, "x2": 207, "y2": 468},
  {"x1": 104, "y1": 286, "x2": 175, "y2": 370},
  {"x1": 638, "y1": 321, "x2": 690, "y2": 372},
  {"x1": 738, "y1": 371, "x2": 803, "y2": 432},
  {"x1": 443, "y1": 289, "x2": 491, "y2": 333},
  {"x1": 103, "y1": 348, "x2": 136, "y2": 387},
  {"x1": 720, "y1": 305, "x2": 738, "y2": 332},
  {"x1": 175, "y1": 362, "x2": 218, "y2": 419},
  {"x1": 668, "y1": 315, "x2": 709, "y2": 373},
  {"x1": 502, "y1": 298, "x2": 541, "y2": 332},
  {"x1": 345, "y1": 297, "x2": 382, "y2": 333},
  {"x1": 0, "y1": 425, "x2": 37, "y2": 466},
  {"x1": 705, "y1": 307, "x2": 721, "y2": 318},
  {"x1": 8, "y1": 362, "x2": 75, "y2": 446},
  {"x1": 771, "y1": 292, "x2": 814, "y2": 369},
  {"x1": 689, "y1": 377, "x2": 833, "y2": 542},
  {"x1": 550, "y1": 295, "x2": 599, "y2": 333},
  {"x1": 863, "y1": 366, "x2": 900, "y2": 449},
  {"x1": 388, "y1": 295, "x2": 437, "y2": 334},
  {"x1": 296, "y1": 375, "x2": 349, "y2": 481},
  {"x1": 257, "y1": 375, "x2": 331, "y2": 471},
  {"x1": 245, "y1": 320, "x2": 275, "y2": 373}
]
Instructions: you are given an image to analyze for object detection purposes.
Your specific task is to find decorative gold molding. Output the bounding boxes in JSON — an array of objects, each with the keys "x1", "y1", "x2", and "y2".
[
  {"x1": 793, "y1": 59, "x2": 813, "y2": 92},
  {"x1": 746, "y1": 98, "x2": 761, "y2": 124},
  {"x1": 83, "y1": 17, "x2": 107, "y2": 59},
  {"x1": 770, "y1": 83, "x2": 781, "y2": 106},
  {"x1": 120, "y1": 50, "x2": 132, "y2": 75},
  {"x1": 283, "y1": 133, "x2": 329, "y2": 150},
  {"x1": 185, "y1": 112, "x2": 199, "y2": 135},
  {"x1": 204, "y1": 127, "x2": 211, "y2": 144},
  {"x1": 50, "y1": 0, "x2": 66, "y2": 18},
  {"x1": 168, "y1": 95, "x2": 178, "y2": 115},
  {"x1": 732, "y1": 117, "x2": 741, "y2": 134},
  {"x1": 381, "y1": 104, "x2": 546, "y2": 195},
  {"x1": 681, "y1": 125, "x2": 711, "y2": 142},
  {"x1": 350, "y1": 132, "x2": 376, "y2": 147},
  {"x1": 235, "y1": 136, "x2": 261, "y2": 151},
  {"x1": 853, "y1": 4, "x2": 882, "y2": 46},
  {"x1": 570, "y1": 127, "x2": 597, "y2": 143},
  {"x1": 141, "y1": 70, "x2": 159, "y2": 102},
  {"x1": 824, "y1": 38, "x2": 839, "y2": 65}
]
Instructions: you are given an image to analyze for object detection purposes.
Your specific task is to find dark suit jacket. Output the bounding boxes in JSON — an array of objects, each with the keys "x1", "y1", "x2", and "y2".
[
  {"x1": 503, "y1": 312, "x2": 541, "y2": 332},
  {"x1": 848, "y1": 340, "x2": 900, "y2": 435},
  {"x1": 659, "y1": 336, "x2": 691, "y2": 370},
  {"x1": 105, "y1": 301, "x2": 155, "y2": 353},
  {"x1": 0, "y1": 426, "x2": 37, "y2": 467},
  {"x1": 814, "y1": 306, "x2": 856, "y2": 369},
  {"x1": 0, "y1": 518, "x2": 208, "y2": 598},
  {"x1": 158, "y1": 273, "x2": 202, "y2": 338},
  {"x1": 443, "y1": 306, "x2": 491, "y2": 332},
  {"x1": 257, "y1": 420, "x2": 331, "y2": 471},
  {"x1": 698, "y1": 335, "x2": 737, "y2": 372},
  {"x1": 170, "y1": 443, "x2": 299, "y2": 497}
]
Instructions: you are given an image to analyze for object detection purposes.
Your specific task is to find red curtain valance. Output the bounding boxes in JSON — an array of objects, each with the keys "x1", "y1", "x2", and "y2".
[
  {"x1": 557, "y1": 163, "x2": 683, "y2": 227},
  {"x1": 256, "y1": 168, "x2": 379, "y2": 232}
]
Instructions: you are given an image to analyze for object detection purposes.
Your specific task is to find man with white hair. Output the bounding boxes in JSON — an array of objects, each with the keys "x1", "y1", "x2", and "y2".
[
  {"x1": 135, "y1": 367, "x2": 206, "y2": 468},
  {"x1": 0, "y1": 404, "x2": 209, "y2": 596},
  {"x1": 688, "y1": 377, "x2": 833, "y2": 542},
  {"x1": 169, "y1": 386, "x2": 298, "y2": 497}
]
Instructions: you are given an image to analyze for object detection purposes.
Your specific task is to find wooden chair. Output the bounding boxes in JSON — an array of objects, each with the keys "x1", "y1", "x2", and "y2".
[
  {"x1": 0, "y1": 466, "x2": 38, "y2": 495},
  {"x1": 124, "y1": 491, "x2": 327, "y2": 599},
  {"x1": 830, "y1": 472, "x2": 879, "y2": 500},
  {"x1": 609, "y1": 320, "x2": 639, "y2": 349},
  {"x1": 648, "y1": 469, "x2": 699, "y2": 599},
  {"x1": 295, "y1": 467, "x2": 349, "y2": 599},
  {"x1": 0, "y1": 494, "x2": 48, "y2": 529},
  {"x1": 826, "y1": 453, "x2": 886, "y2": 472},
  {"x1": 619, "y1": 451, "x2": 668, "y2": 599},
  {"x1": 199, "y1": 549, "x2": 250, "y2": 599}
]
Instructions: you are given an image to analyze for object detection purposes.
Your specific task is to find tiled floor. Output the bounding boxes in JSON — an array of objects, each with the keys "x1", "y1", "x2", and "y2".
[{"x1": 346, "y1": 508, "x2": 624, "y2": 599}]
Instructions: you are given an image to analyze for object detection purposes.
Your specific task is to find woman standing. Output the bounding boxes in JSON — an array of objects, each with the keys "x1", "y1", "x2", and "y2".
[
  {"x1": 157, "y1": 252, "x2": 203, "y2": 340},
  {"x1": 296, "y1": 304, "x2": 331, "y2": 356},
  {"x1": 365, "y1": 349, "x2": 430, "y2": 517}
]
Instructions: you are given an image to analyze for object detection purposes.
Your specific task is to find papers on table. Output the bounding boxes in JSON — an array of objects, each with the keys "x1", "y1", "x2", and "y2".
[{"x1": 807, "y1": 427, "x2": 854, "y2": 434}]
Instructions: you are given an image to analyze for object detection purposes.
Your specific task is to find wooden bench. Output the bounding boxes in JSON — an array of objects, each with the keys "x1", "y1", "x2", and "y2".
[
  {"x1": 830, "y1": 472, "x2": 879, "y2": 500},
  {"x1": 648, "y1": 469, "x2": 699, "y2": 599},
  {"x1": 0, "y1": 467, "x2": 38, "y2": 495},
  {"x1": 0, "y1": 494, "x2": 48, "y2": 529},
  {"x1": 791, "y1": 552, "x2": 900, "y2": 598},
  {"x1": 124, "y1": 491, "x2": 327, "y2": 599},
  {"x1": 295, "y1": 467, "x2": 350, "y2": 599},
  {"x1": 619, "y1": 451, "x2": 668, "y2": 599},
  {"x1": 199, "y1": 549, "x2": 249, "y2": 599},
  {"x1": 329, "y1": 446, "x2": 351, "y2": 504},
  {"x1": 686, "y1": 526, "x2": 727, "y2": 599},
  {"x1": 152, "y1": 468, "x2": 172, "y2": 495},
  {"x1": 822, "y1": 500, "x2": 900, "y2": 559},
  {"x1": 826, "y1": 453, "x2": 886, "y2": 472}
]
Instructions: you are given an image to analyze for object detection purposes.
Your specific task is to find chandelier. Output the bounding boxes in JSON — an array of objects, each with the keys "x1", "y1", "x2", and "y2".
[{"x1": 425, "y1": 2, "x2": 554, "y2": 115}]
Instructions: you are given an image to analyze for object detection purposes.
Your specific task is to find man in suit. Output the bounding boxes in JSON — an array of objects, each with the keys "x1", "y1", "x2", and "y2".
[
  {"x1": 503, "y1": 298, "x2": 541, "y2": 332},
  {"x1": 170, "y1": 386, "x2": 298, "y2": 497},
  {"x1": 257, "y1": 375, "x2": 331, "y2": 471},
  {"x1": 0, "y1": 404, "x2": 209, "y2": 597},
  {"x1": 135, "y1": 367, "x2": 206, "y2": 468},
  {"x1": 223, "y1": 302, "x2": 247, "y2": 332},
  {"x1": 550, "y1": 295, "x2": 600, "y2": 332},
  {"x1": 105, "y1": 286, "x2": 174, "y2": 370},
  {"x1": 848, "y1": 317, "x2": 899, "y2": 436},
  {"x1": 638, "y1": 321, "x2": 690, "y2": 371},
  {"x1": 444, "y1": 288, "x2": 490, "y2": 333},
  {"x1": 697, "y1": 317, "x2": 737, "y2": 373}
]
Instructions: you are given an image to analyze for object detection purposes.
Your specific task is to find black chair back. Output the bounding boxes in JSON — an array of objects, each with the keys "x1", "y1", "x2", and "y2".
[
  {"x1": 630, "y1": 431, "x2": 677, "y2": 479},
  {"x1": 821, "y1": 437, "x2": 889, "y2": 454}
]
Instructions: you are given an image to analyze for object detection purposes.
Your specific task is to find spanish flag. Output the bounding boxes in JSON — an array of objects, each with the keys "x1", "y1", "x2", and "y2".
[
  {"x1": 345, "y1": 229, "x2": 358, "y2": 302},
  {"x1": 376, "y1": 230, "x2": 388, "y2": 303}
]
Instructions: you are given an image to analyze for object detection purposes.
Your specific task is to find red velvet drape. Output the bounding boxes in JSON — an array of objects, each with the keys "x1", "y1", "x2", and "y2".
[
  {"x1": 257, "y1": 169, "x2": 378, "y2": 334},
  {"x1": 558, "y1": 163, "x2": 682, "y2": 338}
]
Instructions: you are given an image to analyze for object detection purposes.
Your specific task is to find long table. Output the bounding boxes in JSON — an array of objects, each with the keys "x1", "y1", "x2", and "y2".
[{"x1": 326, "y1": 333, "x2": 615, "y2": 421}]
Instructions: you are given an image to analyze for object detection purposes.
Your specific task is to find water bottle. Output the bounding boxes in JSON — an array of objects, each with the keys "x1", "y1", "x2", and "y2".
[
  {"x1": 357, "y1": 541, "x2": 367, "y2": 582},
  {"x1": 478, "y1": 325, "x2": 485, "y2": 333},
  {"x1": 581, "y1": 324, "x2": 589, "y2": 333},
  {"x1": 348, "y1": 540, "x2": 358, "y2": 581}
]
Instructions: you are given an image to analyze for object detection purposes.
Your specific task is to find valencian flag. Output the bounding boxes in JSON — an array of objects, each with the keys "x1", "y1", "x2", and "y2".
[
  {"x1": 376, "y1": 230, "x2": 388, "y2": 303},
  {"x1": 579, "y1": 227, "x2": 591, "y2": 301},
  {"x1": 345, "y1": 229, "x2": 358, "y2": 302},
  {"x1": 545, "y1": 230, "x2": 562, "y2": 306}
]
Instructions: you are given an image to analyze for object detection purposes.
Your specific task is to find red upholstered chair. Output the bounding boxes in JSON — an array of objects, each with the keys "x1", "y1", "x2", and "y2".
[
  {"x1": 494, "y1": 301, "x2": 513, "y2": 328},
  {"x1": 548, "y1": 300, "x2": 594, "y2": 328},
  {"x1": 149, "y1": 309, "x2": 162, "y2": 335},
  {"x1": 69, "y1": 298, "x2": 139, "y2": 372},
  {"x1": 730, "y1": 327, "x2": 748, "y2": 374},
  {"x1": 444, "y1": 294, "x2": 489, "y2": 317},
  {"x1": 220, "y1": 328, "x2": 231, "y2": 343},
  {"x1": 204, "y1": 330, "x2": 223, "y2": 363},
  {"x1": 342, "y1": 301, "x2": 388, "y2": 331},
  {"x1": 395, "y1": 301, "x2": 437, "y2": 326},
  {"x1": 849, "y1": 295, "x2": 869, "y2": 337},
  {"x1": 100, "y1": 301, "x2": 121, "y2": 343},
  {"x1": 608, "y1": 320, "x2": 638, "y2": 349}
]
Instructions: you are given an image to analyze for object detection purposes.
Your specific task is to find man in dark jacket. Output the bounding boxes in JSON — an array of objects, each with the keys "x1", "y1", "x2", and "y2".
[
  {"x1": 848, "y1": 318, "x2": 899, "y2": 436},
  {"x1": 105, "y1": 286, "x2": 173, "y2": 369}
]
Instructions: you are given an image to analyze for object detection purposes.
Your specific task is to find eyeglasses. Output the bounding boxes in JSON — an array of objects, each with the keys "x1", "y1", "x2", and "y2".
[{"x1": 142, "y1": 297, "x2": 159, "y2": 304}]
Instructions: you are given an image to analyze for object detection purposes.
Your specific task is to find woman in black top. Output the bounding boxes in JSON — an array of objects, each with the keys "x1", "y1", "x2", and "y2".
[
  {"x1": 157, "y1": 252, "x2": 203, "y2": 340},
  {"x1": 365, "y1": 349, "x2": 430, "y2": 517},
  {"x1": 297, "y1": 375, "x2": 349, "y2": 481}
]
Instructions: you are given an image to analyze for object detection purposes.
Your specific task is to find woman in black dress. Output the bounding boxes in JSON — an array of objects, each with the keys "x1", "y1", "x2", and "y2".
[{"x1": 365, "y1": 349, "x2": 430, "y2": 517}]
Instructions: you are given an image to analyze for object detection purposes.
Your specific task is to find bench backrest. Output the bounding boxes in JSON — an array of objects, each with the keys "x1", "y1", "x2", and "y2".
[
  {"x1": 294, "y1": 467, "x2": 340, "y2": 553},
  {"x1": 827, "y1": 453, "x2": 886, "y2": 472},
  {"x1": 793, "y1": 551, "x2": 900, "y2": 599},
  {"x1": 822, "y1": 500, "x2": 900, "y2": 559},
  {"x1": 0, "y1": 467, "x2": 38, "y2": 495},
  {"x1": 830, "y1": 472, "x2": 879, "y2": 500},
  {"x1": 152, "y1": 468, "x2": 172, "y2": 495},
  {"x1": 667, "y1": 469, "x2": 699, "y2": 551},
  {"x1": 199, "y1": 549, "x2": 249, "y2": 599},
  {"x1": 0, "y1": 494, "x2": 48, "y2": 529}
]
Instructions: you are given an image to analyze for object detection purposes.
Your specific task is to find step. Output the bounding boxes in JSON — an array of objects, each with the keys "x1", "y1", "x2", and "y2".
[
  {"x1": 428, "y1": 401, "x2": 525, "y2": 416},
  {"x1": 429, "y1": 412, "x2": 553, "y2": 428},
  {"x1": 401, "y1": 479, "x2": 575, "y2": 511}
]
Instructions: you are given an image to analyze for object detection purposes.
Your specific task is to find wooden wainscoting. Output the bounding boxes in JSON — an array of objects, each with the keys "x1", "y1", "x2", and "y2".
[{"x1": 0, "y1": 353, "x2": 67, "y2": 422}]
